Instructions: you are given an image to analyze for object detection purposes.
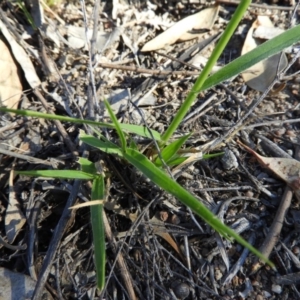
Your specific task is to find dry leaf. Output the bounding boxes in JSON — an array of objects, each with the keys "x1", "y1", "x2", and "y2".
[
  {"x1": 238, "y1": 141, "x2": 300, "y2": 201},
  {"x1": 241, "y1": 16, "x2": 287, "y2": 92},
  {"x1": 5, "y1": 170, "x2": 26, "y2": 243},
  {"x1": 115, "y1": 213, "x2": 184, "y2": 261},
  {"x1": 69, "y1": 200, "x2": 105, "y2": 210},
  {"x1": 0, "y1": 267, "x2": 53, "y2": 300},
  {"x1": 150, "y1": 214, "x2": 184, "y2": 260},
  {"x1": 67, "y1": 25, "x2": 113, "y2": 51},
  {"x1": 0, "y1": 19, "x2": 41, "y2": 90},
  {"x1": 253, "y1": 25, "x2": 285, "y2": 40},
  {"x1": 0, "y1": 37, "x2": 22, "y2": 109},
  {"x1": 172, "y1": 151, "x2": 203, "y2": 177},
  {"x1": 141, "y1": 5, "x2": 219, "y2": 52},
  {"x1": 104, "y1": 196, "x2": 138, "y2": 221}
]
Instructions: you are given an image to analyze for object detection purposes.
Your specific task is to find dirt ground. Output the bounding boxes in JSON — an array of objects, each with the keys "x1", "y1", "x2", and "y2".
[{"x1": 0, "y1": 0, "x2": 300, "y2": 299}]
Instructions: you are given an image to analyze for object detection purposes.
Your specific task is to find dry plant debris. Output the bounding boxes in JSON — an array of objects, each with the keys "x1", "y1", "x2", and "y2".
[
  {"x1": 0, "y1": 0, "x2": 300, "y2": 299},
  {"x1": 241, "y1": 15, "x2": 288, "y2": 92}
]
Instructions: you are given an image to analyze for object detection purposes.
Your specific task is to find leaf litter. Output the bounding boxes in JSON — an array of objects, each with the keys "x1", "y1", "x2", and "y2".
[
  {"x1": 0, "y1": 0, "x2": 300, "y2": 299},
  {"x1": 241, "y1": 15, "x2": 288, "y2": 92},
  {"x1": 237, "y1": 140, "x2": 300, "y2": 201}
]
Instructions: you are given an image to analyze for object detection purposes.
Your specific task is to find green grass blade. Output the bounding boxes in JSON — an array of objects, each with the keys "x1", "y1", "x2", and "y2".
[
  {"x1": 201, "y1": 24, "x2": 300, "y2": 92},
  {"x1": 163, "y1": 155, "x2": 187, "y2": 167},
  {"x1": 79, "y1": 133, "x2": 123, "y2": 156},
  {"x1": 123, "y1": 148, "x2": 274, "y2": 267},
  {"x1": 16, "y1": 0, "x2": 37, "y2": 30},
  {"x1": 129, "y1": 137, "x2": 139, "y2": 151},
  {"x1": 203, "y1": 152, "x2": 224, "y2": 159},
  {"x1": 161, "y1": 0, "x2": 251, "y2": 143},
  {"x1": 0, "y1": 107, "x2": 161, "y2": 140},
  {"x1": 104, "y1": 99, "x2": 126, "y2": 151},
  {"x1": 154, "y1": 134, "x2": 191, "y2": 167},
  {"x1": 160, "y1": 151, "x2": 224, "y2": 167},
  {"x1": 91, "y1": 175, "x2": 106, "y2": 291},
  {"x1": 16, "y1": 170, "x2": 95, "y2": 179},
  {"x1": 77, "y1": 157, "x2": 98, "y2": 174}
]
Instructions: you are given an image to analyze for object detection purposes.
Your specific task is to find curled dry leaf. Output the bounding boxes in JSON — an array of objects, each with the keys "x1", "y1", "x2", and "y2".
[
  {"x1": 0, "y1": 37, "x2": 22, "y2": 109},
  {"x1": 0, "y1": 267, "x2": 53, "y2": 300},
  {"x1": 150, "y1": 214, "x2": 184, "y2": 260},
  {"x1": 141, "y1": 5, "x2": 219, "y2": 52},
  {"x1": 115, "y1": 211, "x2": 184, "y2": 261},
  {"x1": 66, "y1": 25, "x2": 119, "y2": 51},
  {"x1": 5, "y1": 170, "x2": 26, "y2": 243},
  {"x1": 0, "y1": 19, "x2": 41, "y2": 91},
  {"x1": 104, "y1": 197, "x2": 138, "y2": 221},
  {"x1": 241, "y1": 16, "x2": 287, "y2": 92},
  {"x1": 238, "y1": 141, "x2": 300, "y2": 201},
  {"x1": 252, "y1": 26, "x2": 285, "y2": 41}
]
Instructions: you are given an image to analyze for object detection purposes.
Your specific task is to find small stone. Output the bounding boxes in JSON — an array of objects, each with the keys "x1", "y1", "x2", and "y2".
[
  {"x1": 232, "y1": 276, "x2": 239, "y2": 287},
  {"x1": 173, "y1": 282, "x2": 190, "y2": 299},
  {"x1": 170, "y1": 214, "x2": 180, "y2": 225},
  {"x1": 159, "y1": 211, "x2": 168, "y2": 222},
  {"x1": 263, "y1": 290, "x2": 271, "y2": 298},
  {"x1": 221, "y1": 148, "x2": 239, "y2": 170},
  {"x1": 256, "y1": 294, "x2": 264, "y2": 300},
  {"x1": 245, "y1": 190, "x2": 254, "y2": 198},
  {"x1": 271, "y1": 284, "x2": 282, "y2": 294},
  {"x1": 292, "y1": 246, "x2": 300, "y2": 255},
  {"x1": 215, "y1": 268, "x2": 223, "y2": 281}
]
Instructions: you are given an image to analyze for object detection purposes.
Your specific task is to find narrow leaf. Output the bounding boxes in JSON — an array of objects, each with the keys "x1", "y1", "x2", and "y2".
[
  {"x1": 91, "y1": 176, "x2": 106, "y2": 290},
  {"x1": 241, "y1": 16, "x2": 287, "y2": 92},
  {"x1": 123, "y1": 148, "x2": 274, "y2": 267},
  {"x1": 201, "y1": 24, "x2": 300, "y2": 92},
  {"x1": 16, "y1": 170, "x2": 95, "y2": 180},
  {"x1": 104, "y1": 99, "x2": 126, "y2": 151},
  {"x1": 78, "y1": 157, "x2": 98, "y2": 174},
  {"x1": 161, "y1": 0, "x2": 251, "y2": 142},
  {"x1": 154, "y1": 134, "x2": 191, "y2": 167},
  {"x1": 164, "y1": 156, "x2": 187, "y2": 167},
  {"x1": 0, "y1": 107, "x2": 161, "y2": 140},
  {"x1": 79, "y1": 133, "x2": 123, "y2": 157}
]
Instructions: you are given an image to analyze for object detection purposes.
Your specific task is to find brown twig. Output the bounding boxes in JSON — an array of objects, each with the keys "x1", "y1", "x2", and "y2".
[
  {"x1": 97, "y1": 62, "x2": 201, "y2": 76},
  {"x1": 101, "y1": 210, "x2": 137, "y2": 300},
  {"x1": 251, "y1": 140, "x2": 299, "y2": 273},
  {"x1": 0, "y1": 234, "x2": 26, "y2": 251},
  {"x1": 81, "y1": 0, "x2": 100, "y2": 119},
  {"x1": 0, "y1": 147, "x2": 53, "y2": 166},
  {"x1": 32, "y1": 179, "x2": 81, "y2": 300},
  {"x1": 252, "y1": 186, "x2": 293, "y2": 273}
]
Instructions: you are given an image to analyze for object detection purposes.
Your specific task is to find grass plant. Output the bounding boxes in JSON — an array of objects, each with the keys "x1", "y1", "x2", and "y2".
[{"x1": 2, "y1": 0, "x2": 300, "y2": 291}]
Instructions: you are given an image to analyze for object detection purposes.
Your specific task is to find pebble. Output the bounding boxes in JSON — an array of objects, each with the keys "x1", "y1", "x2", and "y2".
[
  {"x1": 173, "y1": 282, "x2": 190, "y2": 299},
  {"x1": 271, "y1": 284, "x2": 282, "y2": 294}
]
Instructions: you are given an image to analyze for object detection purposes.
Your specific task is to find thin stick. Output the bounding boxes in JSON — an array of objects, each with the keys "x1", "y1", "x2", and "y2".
[
  {"x1": 0, "y1": 147, "x2": 53, "y2": 166},
  {"x1": 32, "y1": 180, "x2": 81, "y2": 300},
  {"x1": 252, "y1": 186, "x2": 293, "y2": 273},
  {"x1": 251, "y1": 140, "x2": 299, "y2": 273},
  {"x1": 101, "y1": 210, "x2": 137, "y2": 300},
  {"x1": 97, "y1": 62, "x2": 201, "y2": 76},
  {"x1": 0, "y1": 234, "x2": 26, "y2": 251},
  {"x1": 80, "y1": 0, "x2": 99, "y2": 119}
]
